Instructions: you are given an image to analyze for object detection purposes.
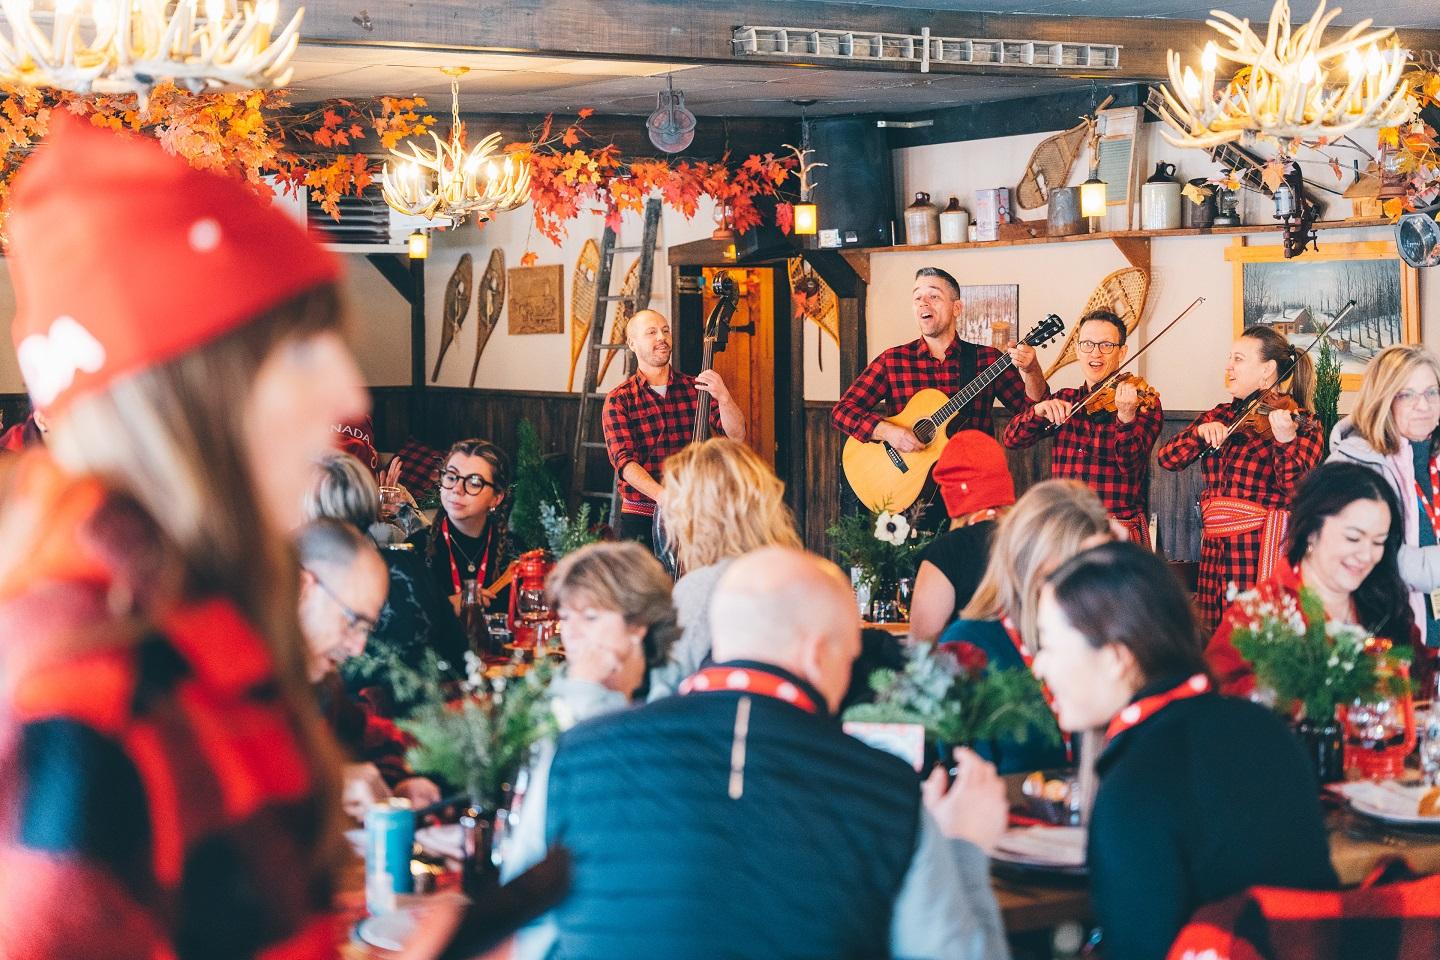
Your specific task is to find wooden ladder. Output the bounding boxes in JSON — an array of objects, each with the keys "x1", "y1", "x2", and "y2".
[{"x1": 568, "y1": 197, "x2": 663, "y2": 526}]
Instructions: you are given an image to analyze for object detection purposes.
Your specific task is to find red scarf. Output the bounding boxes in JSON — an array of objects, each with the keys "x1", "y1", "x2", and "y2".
[
  {"x1": 679, "y1": 666, "x2": 819, "y2": 715},
  {"x1": 1105, "y1": 673, "x2": 1212, "y2": 741}
]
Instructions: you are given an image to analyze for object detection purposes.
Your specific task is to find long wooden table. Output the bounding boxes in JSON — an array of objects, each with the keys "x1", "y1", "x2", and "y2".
[{"x1": 989, "y1": 806, "x2": 1440, "y2": 934}]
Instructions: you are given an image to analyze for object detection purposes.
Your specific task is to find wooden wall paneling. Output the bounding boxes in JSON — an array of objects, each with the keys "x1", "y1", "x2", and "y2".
[{"x1": 803, "y1": 402, "x2": 842, "y2": 554}]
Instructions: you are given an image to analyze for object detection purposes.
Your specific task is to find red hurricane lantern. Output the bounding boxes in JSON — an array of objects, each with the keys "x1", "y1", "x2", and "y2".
[
  {"x1": 1341, "y1": 643, "x2": 1416, "y2": 781},
  {"x1": 508, "y1": 549, "x2": 557, "y2": 649}
]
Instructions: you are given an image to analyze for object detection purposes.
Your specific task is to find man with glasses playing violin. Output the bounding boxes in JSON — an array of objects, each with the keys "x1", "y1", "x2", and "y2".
[
  {"x1": 603, "y1": 309, "x2": 745, "y2": 548},
  {"x1": 1003, "y1": 310, "x2": 1163, "y2": 545},
  {"x1": 296, "y1": 519, "x2": 442, "y2": 811}
]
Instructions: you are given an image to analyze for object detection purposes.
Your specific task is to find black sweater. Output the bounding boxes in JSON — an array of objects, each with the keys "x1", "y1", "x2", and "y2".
[{"x1": 1089, "y1": 681, "x2": 1338, "y2": 960}]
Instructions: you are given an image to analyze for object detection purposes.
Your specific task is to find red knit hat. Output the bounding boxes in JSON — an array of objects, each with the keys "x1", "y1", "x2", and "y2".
[
  {"x1": 8, "y1": 112, "x2": 341, "y2": 413},
  {"x1": 932, "y1": 430, "x2": 1015, "y2": 518}
]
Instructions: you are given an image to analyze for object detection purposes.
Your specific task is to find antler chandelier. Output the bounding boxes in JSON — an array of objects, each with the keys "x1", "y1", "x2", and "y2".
[
  {"x1": 1156, "y1": 0, "x2": 1416, "y2": 149},
  {"x1": 382, "y1": 66, "x2": 530, "y2": 225},
  {"x1": 0, "y1": 0, "x2": 304, "y2": 106}
]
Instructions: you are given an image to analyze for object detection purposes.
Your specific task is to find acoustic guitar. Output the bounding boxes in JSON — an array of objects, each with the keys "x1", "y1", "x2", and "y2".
[{"x1": 842, "y1": 314, "x2": 1065, "y2": 512}]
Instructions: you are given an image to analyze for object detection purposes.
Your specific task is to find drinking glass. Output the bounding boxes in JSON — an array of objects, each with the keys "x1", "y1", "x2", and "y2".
[{"x1": 1422, "y1": 706, "x2": 1440, "y2": 788}]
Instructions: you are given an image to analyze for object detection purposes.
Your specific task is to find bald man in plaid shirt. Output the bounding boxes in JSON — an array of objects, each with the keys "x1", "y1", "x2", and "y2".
[
  {"x1": 603, "y1": 309, "x2": 745, "y2": 547},
  {"x1": 831, "y1": 267, "x2": 1048, "y2": 452}
]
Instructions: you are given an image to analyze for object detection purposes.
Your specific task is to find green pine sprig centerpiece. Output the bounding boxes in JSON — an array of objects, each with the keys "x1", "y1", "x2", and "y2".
[
  {"x1": 844, "y1": 642, "x2": 1060, "y2": 750},
  {"x1": 538, "y1": 500, "x2": 601, "y2": 558},
  {"x1": 394, "y1": 652, "x2": 558, "y2": 811},
  {"x1": 827, "y1": 502, "x2": 934, "y2": 592},
  {"x1": 1227, "y1": 586, "x2": 1412, "y2": 723}
]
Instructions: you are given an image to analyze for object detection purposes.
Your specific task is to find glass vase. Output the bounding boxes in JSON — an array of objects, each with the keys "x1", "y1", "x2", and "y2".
[
  {"x1": 459, "y1": 804, "x2": 498, "y2": 893},
  {"x1": 1295, "y1": 718, "x2": 1345, "y2": 785}
]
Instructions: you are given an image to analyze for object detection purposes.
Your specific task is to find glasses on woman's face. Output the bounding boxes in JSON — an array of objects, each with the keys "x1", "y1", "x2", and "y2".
[
  {"x1": 440, "y1": 469, "x2": 497, "y2": 495},
  {"x1": 1077, "y1": 340, "x2": 1120, "y2": 355},
  {"x1": 1395, "y1": 388, "x2": 1440, "y2": 409}
]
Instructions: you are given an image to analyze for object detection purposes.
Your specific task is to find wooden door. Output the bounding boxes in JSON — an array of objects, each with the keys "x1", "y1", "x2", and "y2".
[{"x1": 701, "y1": 266, "x2": 776, "y2": 467}]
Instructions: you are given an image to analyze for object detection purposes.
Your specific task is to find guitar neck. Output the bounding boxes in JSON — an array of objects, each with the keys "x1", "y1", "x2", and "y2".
[{"x1": 930, "y1": 352, "x2": 1016, "y2": 427}]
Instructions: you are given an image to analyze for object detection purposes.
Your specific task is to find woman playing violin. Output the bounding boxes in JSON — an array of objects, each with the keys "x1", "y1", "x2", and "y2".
[
  {"x1": 1003, "y1": 310, "x2": 1164, "y2": 545},
  {"x1": 1156, "y1": 325, "x2": 1324, "y2": 632}
]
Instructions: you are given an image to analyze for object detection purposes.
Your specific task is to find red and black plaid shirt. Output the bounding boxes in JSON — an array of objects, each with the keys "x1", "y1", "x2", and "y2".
[
  {"x1": 831, "y1": 337, "x2": 1039, "y2": 442},
  {"x1": 0, "y1": 456, "x2": 337, "y2": 960},
  {"x1": 603, "y1": 369, "x2": 723, "y2": 516},
  {"x1": 1156, "y1": 400, "x2": 1324, "y2": 631},
  {"x1": 1002, "y1": 386, "x2": 1164, "y2": 520}
]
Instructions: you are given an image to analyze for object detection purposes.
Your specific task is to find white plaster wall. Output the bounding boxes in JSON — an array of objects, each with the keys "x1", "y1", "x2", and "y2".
[{"x1": 424, "y1": 198, "x2": 720, "y2": 394}]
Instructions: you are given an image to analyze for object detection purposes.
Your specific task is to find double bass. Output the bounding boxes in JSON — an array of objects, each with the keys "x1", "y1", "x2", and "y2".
[{"x1": 653, "y1": 273, "x2": 741, "y2": 577}]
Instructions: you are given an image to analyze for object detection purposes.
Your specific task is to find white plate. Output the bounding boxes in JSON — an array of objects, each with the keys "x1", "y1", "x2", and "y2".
[
  {"x1": 991, "y1": 825, "x2": 1088, "y2": 870},
  {"x1": 1336, "y1": 781, "x2": 1440, "y2": 827}
]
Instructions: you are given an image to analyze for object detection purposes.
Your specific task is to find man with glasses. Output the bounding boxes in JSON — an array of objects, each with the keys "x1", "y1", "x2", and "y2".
[
  {"x1": 1003, "y1": 309, "x2": 1163, "y2": 545},
  {"x1": 602, "y1": 309, "x2": 745, "y2": 548},
  {"x1": 296, "y1": 519, "x2": 442, "y2": 809}
]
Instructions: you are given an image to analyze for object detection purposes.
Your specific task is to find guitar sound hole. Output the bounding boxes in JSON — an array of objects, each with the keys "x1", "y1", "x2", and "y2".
[{"x1": 912, "y1": 419, "x2": 936, "y2": 445}]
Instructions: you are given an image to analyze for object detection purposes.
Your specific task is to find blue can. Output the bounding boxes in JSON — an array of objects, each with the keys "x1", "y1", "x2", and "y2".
[{"x1": 364, "y1": 798, "x2": 415, "y2": 915}]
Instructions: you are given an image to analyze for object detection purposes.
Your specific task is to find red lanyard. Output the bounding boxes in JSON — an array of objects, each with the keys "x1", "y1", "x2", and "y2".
[
  {"x1": 679, "y1": 666, "x2": 819, "y2": 714},
  {"x1": 441, "y1": 516, "x2": 492, "y2": 594},
  {"x1": 1001, "y1": 615, "x2": 1071, "y2": 761},
  {"x1": 1416, "y1": 456, "x2": 1440, "y2": 535},
  {"x1": 1105, "y1": 673, "x2": 1211, "y2": 741}
]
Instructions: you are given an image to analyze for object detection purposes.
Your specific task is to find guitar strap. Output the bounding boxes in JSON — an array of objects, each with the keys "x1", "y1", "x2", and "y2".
[{"x1": 947, "y1": 339, "x2": 979, "y2": 439}]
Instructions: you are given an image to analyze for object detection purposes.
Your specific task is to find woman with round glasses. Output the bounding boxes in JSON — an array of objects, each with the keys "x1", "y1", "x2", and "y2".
[
  {"x1": 1003, "y1": 310, "x2": 1163, "y2": 546},
  {"x1": 411, "y1": 438, "x2": 512, "y2": 608},
  {"x1": 1330, "y1": 344, "x2": 1440, "y2": 673}
]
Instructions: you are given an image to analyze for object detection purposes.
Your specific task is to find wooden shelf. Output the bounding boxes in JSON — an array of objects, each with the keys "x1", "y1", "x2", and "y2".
[{"x1": 856, "y1": 218, "x2": 1391, "y2": 255}]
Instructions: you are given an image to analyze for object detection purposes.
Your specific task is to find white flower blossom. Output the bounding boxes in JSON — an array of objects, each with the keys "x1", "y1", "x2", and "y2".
[{"x1": 873, "y1": 511, "x2": 911, "y2": 546}]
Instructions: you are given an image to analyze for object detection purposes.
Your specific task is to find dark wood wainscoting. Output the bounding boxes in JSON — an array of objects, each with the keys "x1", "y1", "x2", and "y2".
[{"x1": 371, "y1": 386, "x2": 583, "y2": 493}]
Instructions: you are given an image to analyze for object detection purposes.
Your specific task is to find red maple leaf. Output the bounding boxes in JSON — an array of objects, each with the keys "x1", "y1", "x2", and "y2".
[
  {"x1": 577, "y1": 107, "x2": 595, "y2": 119},
  {"x1": 775, "y1": 201, "x2": 794, "y2": 235}
]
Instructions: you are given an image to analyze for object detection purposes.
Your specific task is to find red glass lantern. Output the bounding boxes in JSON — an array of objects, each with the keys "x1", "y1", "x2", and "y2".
[
  {"x1": 1341, "y1": 645, "x2": 1416, "y2": 781},
  {"x1": 507, "y1": 549, "x2": 557, "y2": 650}
]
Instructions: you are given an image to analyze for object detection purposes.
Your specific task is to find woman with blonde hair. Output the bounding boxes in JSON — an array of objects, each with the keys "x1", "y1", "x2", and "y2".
[
  {"x1": 1329, "y1": 343, "x2": 1440, "y2": 660},
  {"x1": 939, "y1": 479, "x2": 1114, "y2": 772},
  {"x1": 649, "y1": 437, "x2": 802, "y2": 698}
]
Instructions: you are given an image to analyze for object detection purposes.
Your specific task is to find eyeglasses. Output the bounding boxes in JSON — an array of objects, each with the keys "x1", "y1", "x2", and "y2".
[
  {"x1": 1395, "y1": 388, "x2": 1440, "y2": 408},
  {"x1": 440, "y1": 470, "x2": 499, "y2": 495},
  {"x1": 1077, "y1": 340, "x2": 1121, "y2": 355},
  {"x1": 304, "y1": 568, "x2": 377, "y2": 638}
]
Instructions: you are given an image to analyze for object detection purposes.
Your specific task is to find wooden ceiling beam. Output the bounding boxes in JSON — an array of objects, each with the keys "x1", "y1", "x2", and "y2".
[{"x1": 303, "y1": 1, "x2": 1440, "y2": 83}]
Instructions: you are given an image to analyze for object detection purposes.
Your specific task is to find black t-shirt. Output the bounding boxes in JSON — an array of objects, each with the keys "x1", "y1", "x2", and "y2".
[{"x1": 917, "y1": 520, "x2": 997, "y2": 617}]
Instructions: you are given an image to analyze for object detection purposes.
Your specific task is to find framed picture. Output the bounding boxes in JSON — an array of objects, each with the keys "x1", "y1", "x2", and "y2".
[
  {"x1": 507, "y1": 264, "x2": 564, "y2": 335},
  {"x1": 956, "y1": 283, "x2": 1020, "y2": 348},
  {"x1": 1226, "y1": 240, "x2": 1420, "y2": 390}
]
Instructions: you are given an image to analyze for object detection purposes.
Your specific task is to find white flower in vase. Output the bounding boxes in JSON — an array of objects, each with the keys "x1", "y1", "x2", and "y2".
[{"x1": 874, "y1": 511, "x2": 911, "y2": 546}]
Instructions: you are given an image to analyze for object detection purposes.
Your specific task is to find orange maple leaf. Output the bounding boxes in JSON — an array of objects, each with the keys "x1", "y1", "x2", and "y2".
[{"x1": 520, "y1": 251, "x2": 539, "y2": 266}]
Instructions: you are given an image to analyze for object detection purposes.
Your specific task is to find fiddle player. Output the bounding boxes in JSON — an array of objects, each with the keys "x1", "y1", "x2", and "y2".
[
  {"x1": 602, "y1": 309, "x2": 744, "y2": 549},
  {"x1": 1156, "y1": 325, "x2": 1323, "y2": 632},
  {"x1": 1002, "y1": 310, "x2": 1162, "y2": 545},
  {"x1": 831, "y1": 267, "x2": 1048, "y2": 450}
]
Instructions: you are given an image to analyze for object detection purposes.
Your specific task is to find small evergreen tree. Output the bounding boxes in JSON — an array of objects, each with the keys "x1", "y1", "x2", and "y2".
[
  {"x1": 1314, "y1": 338, "x2": 1342, "y2": 455},
  {"x1": 508, "y1": 419, "x2": 561, "y2": 552}
]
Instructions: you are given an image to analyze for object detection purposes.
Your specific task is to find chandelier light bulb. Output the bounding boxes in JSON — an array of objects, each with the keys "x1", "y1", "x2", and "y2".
[{"x1": 1345, "y1": 48, "x2": 1364, "y2": 78}]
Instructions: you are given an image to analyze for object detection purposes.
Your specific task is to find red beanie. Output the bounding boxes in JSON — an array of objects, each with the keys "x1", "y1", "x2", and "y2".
[
  {"x1": 932, "y1": 430, "x2": 1015, "y2": 518},
  {"x1": 8, "y1": 112, "x2": 341, "y2": 413}
]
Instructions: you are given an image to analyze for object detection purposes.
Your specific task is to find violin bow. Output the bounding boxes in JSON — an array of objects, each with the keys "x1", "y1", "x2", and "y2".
[
  {"x1": 1052, "y1": 296, "x2": 1206, "y2": 428},
  {"x1": 1208, "y1": 298, "x2": 1358, "y2": 449}
]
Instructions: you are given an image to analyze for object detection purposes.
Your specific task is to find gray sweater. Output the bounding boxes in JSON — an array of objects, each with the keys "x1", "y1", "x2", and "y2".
[{"x1": 646, "y1": 558, "x2": 733, "y2": 701}]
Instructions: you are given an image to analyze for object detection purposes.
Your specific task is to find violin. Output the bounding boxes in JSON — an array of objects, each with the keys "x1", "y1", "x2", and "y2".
[
  {"x1": 1080, "y1": 372, "x2": 1160, "y2": 418},
  {"x1": 1233, "y1": 389, "x2": 1311, "y2": 441}
]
